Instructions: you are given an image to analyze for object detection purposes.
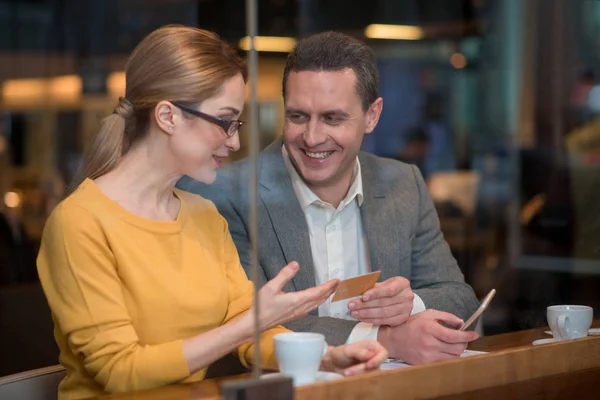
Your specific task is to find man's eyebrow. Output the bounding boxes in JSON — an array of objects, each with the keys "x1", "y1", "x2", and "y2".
[
  {"x1": 285, "y1": 108, "x2": 350, "y2": 117},
  {"x1": 285, "y1": 108, "x2": 308, "y2": 114},
  {"x1": 322, "y1": 109, "x2": 351, "y2": 118}
]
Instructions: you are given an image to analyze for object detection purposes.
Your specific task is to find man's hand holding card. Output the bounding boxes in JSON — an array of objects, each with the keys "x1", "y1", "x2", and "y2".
[{"x1": 339, "y1": 274, "x2": 415, "y2": 327}]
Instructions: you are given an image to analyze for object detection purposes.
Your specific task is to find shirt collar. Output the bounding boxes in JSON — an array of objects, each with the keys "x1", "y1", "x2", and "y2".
[{"x1": 282, "y1": 145, "x2": 363, "y2": 210}]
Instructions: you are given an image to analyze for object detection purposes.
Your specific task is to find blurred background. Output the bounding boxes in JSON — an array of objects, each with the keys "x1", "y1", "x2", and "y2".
[{"x1": 1, "y1": 0, "x2": 599, "y2": 377}]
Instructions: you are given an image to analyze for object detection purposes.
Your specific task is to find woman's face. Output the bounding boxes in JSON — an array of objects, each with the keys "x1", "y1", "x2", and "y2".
[{"x1": 170, "y1": 73, "x2": 246, "y2": 184}]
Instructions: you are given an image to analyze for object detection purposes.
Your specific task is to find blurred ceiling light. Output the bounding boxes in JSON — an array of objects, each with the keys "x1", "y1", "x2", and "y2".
[
  {"x1": 450, "y1": 52, "x2": 467, "y2": 69},
  {"x1": 107, "y1": 71, "x2": 126, "y2": 98},
  {"x1": 2, "y1": 75, "x2": 82, "y2": 105},
  {"x1": 48, "y1": 75, "x2": 82, "y2": 100},
  {"x1": 238, "y1": 36, "x2": 296, "y2": 52},
  {"x1": 364, "y1": 24, "x2": 424, "y2": 40},
  {"x1": 4, "y1": 191, "x2": 21, "y2": 208},
  {"x1": 2, "y1": 79, "x2": 45, "y2": 101}
]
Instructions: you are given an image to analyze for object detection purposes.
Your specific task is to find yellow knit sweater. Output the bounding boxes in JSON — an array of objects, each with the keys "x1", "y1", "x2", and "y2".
[{"x1": 37, "y1": 178, "x2": 288, "y2": 399}]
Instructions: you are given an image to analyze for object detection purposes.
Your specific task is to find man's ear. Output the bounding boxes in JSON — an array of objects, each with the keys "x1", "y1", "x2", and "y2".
[{"x1": 365, "y1": 97, "x2": 383, "y2": 135}]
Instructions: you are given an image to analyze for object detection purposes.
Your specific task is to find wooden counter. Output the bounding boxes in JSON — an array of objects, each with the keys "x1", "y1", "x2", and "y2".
[{"x1": 95, "y1": 320, "x2": 600, "y2": 400}]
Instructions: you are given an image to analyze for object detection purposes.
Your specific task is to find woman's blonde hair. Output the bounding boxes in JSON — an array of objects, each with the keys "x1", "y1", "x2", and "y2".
[{"x1": 69, "y1": 25, "x2": 246, "y2": 193}]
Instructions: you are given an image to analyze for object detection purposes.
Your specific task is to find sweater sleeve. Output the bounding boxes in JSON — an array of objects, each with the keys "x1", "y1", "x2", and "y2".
[
  {"x1": 36, "y1": 205, "x2": 190, "y2": 393},
  {"x1": 219, "y1": 217, "x2": 291, "y2": 370}
]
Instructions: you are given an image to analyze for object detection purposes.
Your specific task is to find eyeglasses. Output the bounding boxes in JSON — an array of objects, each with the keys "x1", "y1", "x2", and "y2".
[{"x1": 171, "y1": 101, "x2": 245, "y2": 137}]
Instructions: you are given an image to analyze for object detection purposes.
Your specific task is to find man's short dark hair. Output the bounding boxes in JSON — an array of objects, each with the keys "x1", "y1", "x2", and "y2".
[{"x1": 282, "y1": 31, "x2": 379, "y2": 111}]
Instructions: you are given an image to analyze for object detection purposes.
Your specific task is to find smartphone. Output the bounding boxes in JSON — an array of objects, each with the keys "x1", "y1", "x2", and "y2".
[{"x1": 459, "y1": 289, "x2": 496, "y2": 331}]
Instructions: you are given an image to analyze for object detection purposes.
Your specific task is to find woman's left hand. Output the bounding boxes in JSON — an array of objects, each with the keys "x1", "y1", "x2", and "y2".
[{"x1": 321, "y1": 340, "x2": 388, "y2": 376}]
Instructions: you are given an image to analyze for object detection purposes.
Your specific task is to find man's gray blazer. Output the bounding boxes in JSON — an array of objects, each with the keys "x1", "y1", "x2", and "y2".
[{"x1": 178, "y1": 140, "x2": 479, "y2": 345}]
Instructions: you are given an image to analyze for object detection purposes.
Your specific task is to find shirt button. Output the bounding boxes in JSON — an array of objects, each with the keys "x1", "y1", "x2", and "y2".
[
  {"x1": 334, "y1": 268, "x2": 340, "y2": 274},
  {"x1": 335, "y1": 313, "x2": 341, "y2": 318},
  {"x1": 331, "y1": 225, "x2": 337, "y2": 231}
]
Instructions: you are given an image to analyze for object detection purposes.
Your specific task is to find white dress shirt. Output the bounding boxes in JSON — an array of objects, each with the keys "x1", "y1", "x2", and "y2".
[{"x1": 282, "y1": 147, "x2": 426, "y2": 343}]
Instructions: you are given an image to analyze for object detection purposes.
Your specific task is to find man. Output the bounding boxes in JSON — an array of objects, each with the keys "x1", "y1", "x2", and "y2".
[{"x1": 180, "y1": 31, "x2": 479, "y2": 365}]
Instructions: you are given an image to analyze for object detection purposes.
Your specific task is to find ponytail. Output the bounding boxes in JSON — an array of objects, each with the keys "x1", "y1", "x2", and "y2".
[{"x1": 67, "y1": 97, "x2": 133, "y2": 195}]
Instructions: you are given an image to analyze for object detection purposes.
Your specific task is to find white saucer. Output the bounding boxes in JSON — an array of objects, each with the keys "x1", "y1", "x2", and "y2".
[
  {"x1": 260, "y1": 371, "x2": 343, "y2": 386},
  {"x1": 532, "y1": 338, "x2": 556, "y2": 346},
  {"x1": 545, "y1": 329, "x2": 600, "y2": 336}
]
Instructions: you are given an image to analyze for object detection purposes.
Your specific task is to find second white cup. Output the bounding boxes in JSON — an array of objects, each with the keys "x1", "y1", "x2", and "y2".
[{"x1": 547, "y1": 305, "x2": 593, "y2": 341}]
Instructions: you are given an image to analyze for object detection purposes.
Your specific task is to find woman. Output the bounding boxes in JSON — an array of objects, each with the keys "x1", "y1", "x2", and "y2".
[{"x1": 36, "y1": 25, "x2": 387, "y2": 400}]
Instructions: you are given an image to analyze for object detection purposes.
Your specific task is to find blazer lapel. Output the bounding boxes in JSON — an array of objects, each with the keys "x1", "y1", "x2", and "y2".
[
  {"x1": 259, "y1": 141, "x2": 317, "y2": 293},
  {"x1": 359, "y1": 154, "x2": 403, "y2": 282}
]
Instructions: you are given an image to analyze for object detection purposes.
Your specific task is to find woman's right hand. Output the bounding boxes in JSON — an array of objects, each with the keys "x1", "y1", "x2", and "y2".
[{"x1": 249, "y1": 261, "x2": 339, "y2": 331}]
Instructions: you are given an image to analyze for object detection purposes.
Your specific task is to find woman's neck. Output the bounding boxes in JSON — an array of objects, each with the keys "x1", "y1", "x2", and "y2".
[{"x1": 94, "y1": 143, "x2": 182, "y2": 221}]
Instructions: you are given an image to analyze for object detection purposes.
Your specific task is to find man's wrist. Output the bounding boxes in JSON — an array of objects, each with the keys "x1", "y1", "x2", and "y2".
[
  {"x1": 377, "y1": 325, "x2": 391, "y2": 350},
  {"x1": 377, "y1": 324, "x2": 407, "y2": 359}
]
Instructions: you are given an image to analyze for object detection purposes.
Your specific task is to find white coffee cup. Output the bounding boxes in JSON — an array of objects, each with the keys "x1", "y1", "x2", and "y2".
[
  {"x1": 273, "y1": 332, "x2": 328, "y2": 385},
  {"x1": 547, "y1": 305, "x2": 593, "y2": 341}
]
